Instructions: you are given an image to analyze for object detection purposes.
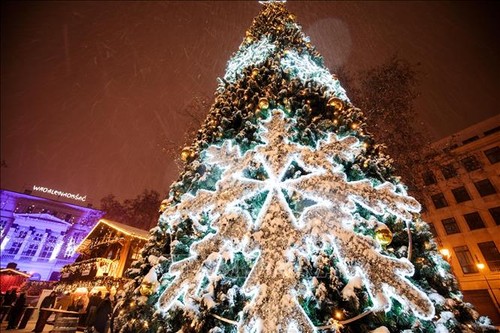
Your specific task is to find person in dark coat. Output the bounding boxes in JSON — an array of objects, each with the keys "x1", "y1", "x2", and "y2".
[
  {"x1": 32, "y1": 291, "x2": 57, "y2": 332},
  {"x1": 1, "y1": 290, "x2": 17, "y2": 323},
  {"x1": 4, "y1": 290, "x2": 17, "y2": 306},
  {"x1": 6, "y1": 292, "x2": 26, "y2": 329},
  {"x1": 92, "y1": 293, "x2": 112, "y2": 333},
  {"x1": 85, "y1": 291, "x2": 102, "y2": 326}
]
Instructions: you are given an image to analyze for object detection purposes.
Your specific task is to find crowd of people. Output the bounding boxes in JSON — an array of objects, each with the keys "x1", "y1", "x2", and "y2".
[{"x1": 0, "y1": 288, "x2": 123, "y2": 333}]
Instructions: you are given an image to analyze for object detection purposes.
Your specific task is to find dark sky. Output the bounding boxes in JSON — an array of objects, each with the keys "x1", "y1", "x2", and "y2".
[{"x1": 1, "y1": 1, "x2": 499, "y2": 205}]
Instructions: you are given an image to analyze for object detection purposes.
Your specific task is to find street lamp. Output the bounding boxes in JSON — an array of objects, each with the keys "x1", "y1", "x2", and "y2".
[
  {"x1": 475, "y1": 258, "x2": 499, "y2": 308},
  {"x1": 439, "y1": 248, "x2": 451, "y2": 261}
]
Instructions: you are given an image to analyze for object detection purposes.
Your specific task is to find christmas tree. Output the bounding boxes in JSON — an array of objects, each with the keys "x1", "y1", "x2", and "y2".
[{"x1": 115, "y1": 2, "x2": 494, "y2": 332}]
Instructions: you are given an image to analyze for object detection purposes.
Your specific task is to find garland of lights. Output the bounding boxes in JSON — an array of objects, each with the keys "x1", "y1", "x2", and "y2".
[
  {"x1": 206, "y1": 211, "x2": 415, "y2": 329},
  {"x1": 146, "y1": 110, "x2": 432, "y2": 332},
  {"x1": 115, "y1": 2, "x2": 489, "y2": 332}
]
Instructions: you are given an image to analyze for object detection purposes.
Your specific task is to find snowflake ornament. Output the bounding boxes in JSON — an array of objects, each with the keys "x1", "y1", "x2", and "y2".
[{"x1": 157, "y1": 110, "x2": 434, "y2": 332}]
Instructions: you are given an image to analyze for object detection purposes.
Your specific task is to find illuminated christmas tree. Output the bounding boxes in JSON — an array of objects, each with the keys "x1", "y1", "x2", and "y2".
[{"x1": 116, "y1": 2, "x2": 494, "y2": 332}]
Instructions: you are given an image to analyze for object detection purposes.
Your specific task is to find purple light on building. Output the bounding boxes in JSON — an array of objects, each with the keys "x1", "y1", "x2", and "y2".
[{"x1": 0, "y1": 189, "x2": 104, "y2": 281}]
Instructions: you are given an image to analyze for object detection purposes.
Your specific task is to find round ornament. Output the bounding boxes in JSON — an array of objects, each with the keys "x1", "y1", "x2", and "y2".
[
  {"x1": 327, "y1": 97, "x2": 344, "y2": 111},
  {"x1": 139, "y1": 282, "x2": 154, "y2": 296},
  {"x1": 158, "y1": 199, "x2": 169, "y2": 214},
  {"x1": 258, "y1": 97, "x2": 269, "y2": 110},
  {"x1": 374, "y1": 224, "x2": 393, "y2": 246},
  {"x1": 181, "y1": 147, "x2": 192, "y2": 162}
]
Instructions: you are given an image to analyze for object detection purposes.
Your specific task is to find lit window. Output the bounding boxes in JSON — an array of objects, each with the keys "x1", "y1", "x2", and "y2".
[
  {"x1": 431, "y1": 193, "x2": 448, "y2": 209},
  {"x1": 451, "y1": 186, "x2": 471, "y2": 203},
  {"x1": 464, "y1": 212, "x2": 485, "y2": 230},
  {"x1": 461, "y1": 155, "x2": 481, "y2": 172},
  {"x1": 483, "y1": 146, "x2": 500, "y2": 164},
  {"x1": 478, "y1": 241, "x2": 500, "y2": 272},
  {"x1": 440, "y1": 164, "x2": 457, "y2": 179},
  {"x1": 474, "y1": 179, "x2": 497, "y2": 197},
  {"x1": 453, "y1": 245, "x2": 478, "y2": 274},
  {"x1": 489, "y1": 206, "x2": 500, "y2": 225},
  {"x1": 441, "y1": 218, "x2": 460, "y2": 235}
]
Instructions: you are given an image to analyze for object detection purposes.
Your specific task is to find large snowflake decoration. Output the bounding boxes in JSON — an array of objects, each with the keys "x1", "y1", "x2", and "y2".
[{"x1": 157, "y1": 110, "x2": 434, "y2": 332}]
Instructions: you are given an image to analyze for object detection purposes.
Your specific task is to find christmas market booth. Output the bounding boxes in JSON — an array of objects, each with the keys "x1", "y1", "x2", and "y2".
[
  {"x1": 56, "y1": 219, "x2": 149, "y2": 296},
  {"x1": 0, "y1": 265, "x2": 31, "y2": 293}
]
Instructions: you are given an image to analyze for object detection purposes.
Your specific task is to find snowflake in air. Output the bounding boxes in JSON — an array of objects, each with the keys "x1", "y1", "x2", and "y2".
[{"x1": 156, "y1": 110, "x2": 434, "y2": 332}]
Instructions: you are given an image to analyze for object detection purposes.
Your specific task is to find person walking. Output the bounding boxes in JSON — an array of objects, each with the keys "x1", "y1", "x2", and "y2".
[
  {"x1": 32, "y1": 291, "x2": 56, "y2": 333},
  {"x1": 6, "y1": 292, "x2": 26, "y2": 329}
]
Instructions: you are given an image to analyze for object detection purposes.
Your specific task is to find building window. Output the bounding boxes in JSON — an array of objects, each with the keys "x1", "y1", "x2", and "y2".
[
  {"x1": 464, "y1": 212, "x2": 485, "y2": 230},
  {"x1": 428, "y1": 223, "x2": 438, "y2": 237},
  {"x1": 441, "y1": 217, "x2": 460, "y2": 235},
  {"x1": 40, "y1": 235, "x2": 57, "y2": 258},
  {"x1": 478, "y1": 241, "x2": 500, "y2": 272},
  {"x1": 484, "y1": 146, "x2": 500, "y2": 164},
  {"x1": 484, "y1": 126, "x2": 500, "y2": 136},
  {"x1": 451, "y1": 186, "x2": 471, "y2": 203},
  {"x1": 462, "y1": 136, "x2": 479, "y2": 145},
  {"x1": 454, "y1": 246, "x2": 478, "y2": 274},
  {"x1": 474, "y1": 179, "x2": 497, "y2": 197},
  {"x1": 440, "y1": 164, "x2": 457, "y2": 179},
  {"x1": 8, "y1": 242, "x2": 22, "y2": 255},
  {"x1": 461, "y1": 155, "x2": 481, "y2": 171},
  {"x1": 32, "y1": 231, "x2": 43, "y2": 242},
  {"x1": 422, "y1": 171, "x2": 437, "y2": 186},
  {"x1": 431, "y1": 193, "x2": 448, "y2": 209},
  {"x1": 489, "y1": 206, "x2": 500, "y2": 225},
  {"x1": 22, "y1": 243, "x2": 39, "y2": 257}
]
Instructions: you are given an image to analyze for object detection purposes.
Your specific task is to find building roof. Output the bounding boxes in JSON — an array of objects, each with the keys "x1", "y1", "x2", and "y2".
[
  {"x1": 76, "y1": 218, "x2": 149, "y2": 254},
  {"x1": 0, "y1": 268, "x2": 31, "y2": 277},
  {"x1": 98, "y1": 218, "x2": 150, "y2": 240}
]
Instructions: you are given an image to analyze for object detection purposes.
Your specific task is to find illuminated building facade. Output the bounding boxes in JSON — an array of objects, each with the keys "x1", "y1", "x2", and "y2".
[
  {"x1": 420, "y1": 115, "x2": 500, "y2": 323},
  {"x1": 0, "y1": 189, "x2": 104, "y2": 281},
  {"x1": 57, "y1": 219, "x2": 148, "y2": 293}
]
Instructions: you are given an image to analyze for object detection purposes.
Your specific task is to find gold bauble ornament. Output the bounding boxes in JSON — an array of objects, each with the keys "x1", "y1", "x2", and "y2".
[
  {"x1": 351, "y1": 123, "x2": 359, "y2": 130},
  {"x1": 258, "y1": 97, "x2": 269, "y2": 110},
  {"x1": 139, "y1": 282, "x2": 153, "y2": 296},
  {"x1": 374, "y1": 224, "x2": 393, "y2": 246},
  {"x1": 158, "y1": 199, "x2": 169, "y2": 214},
  {"x1": 181, "y1": 147, "x2": 192, "y2": 162},
  {"x1": 327, "y1": 97, "x2": 344, "y2": 111},
  {"x1": 251, "y1": 68, "x2": 259, "y2": 78}
]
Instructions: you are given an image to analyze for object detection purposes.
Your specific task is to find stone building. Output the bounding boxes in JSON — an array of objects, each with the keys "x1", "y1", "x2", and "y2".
[
  {"x1": 0, "y1": 189, "x2": 104, "y2": 281},
  {"x1": 420, "y1": 115, "x2": 500, "y2": 323}
]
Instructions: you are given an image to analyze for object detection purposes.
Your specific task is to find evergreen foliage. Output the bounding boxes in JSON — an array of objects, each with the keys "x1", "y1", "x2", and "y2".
[{"x1": 115, "y1": 2, "x2": 494, "y2": 332}]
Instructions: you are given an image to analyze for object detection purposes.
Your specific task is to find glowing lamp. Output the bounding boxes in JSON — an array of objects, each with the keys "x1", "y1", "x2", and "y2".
[
  {"x1": 476, "y1": 262, "x2": 485, "y2": 270},
  {"x1": 74, "y1": 287, "x2": 88, "y2": 294},
  {"x1": 334, "y1": 310, "x2": 343, "y2": 320},
  {"x1": 439, "y1": 248, "x2": 450, "y2": 259}
]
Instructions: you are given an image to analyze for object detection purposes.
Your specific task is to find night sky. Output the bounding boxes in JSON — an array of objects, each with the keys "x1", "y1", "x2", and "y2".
[{"x1": 1, "y1": 1, "x2": 499, "y2": 205}]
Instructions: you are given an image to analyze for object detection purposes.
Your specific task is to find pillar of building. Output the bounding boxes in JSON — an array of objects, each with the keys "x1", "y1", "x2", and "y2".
[{"x1": 115, "y1": 238, "x2": 131, "y2": 278}]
